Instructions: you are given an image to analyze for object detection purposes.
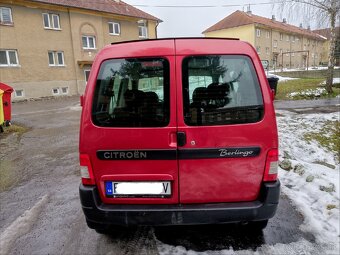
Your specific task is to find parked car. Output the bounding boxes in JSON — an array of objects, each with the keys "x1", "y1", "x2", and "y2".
[{"x1": 79, "y1": 38, "x2": 280, "y2": 233}]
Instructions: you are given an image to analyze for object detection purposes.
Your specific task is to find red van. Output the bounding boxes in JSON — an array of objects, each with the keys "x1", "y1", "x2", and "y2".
[{"x1": 79, "y1": 38, "x2": 280, "y2": 233}]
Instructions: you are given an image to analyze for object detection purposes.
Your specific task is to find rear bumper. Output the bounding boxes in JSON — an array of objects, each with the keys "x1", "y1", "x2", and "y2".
[{"x1": 79, "y1": 180, "x2": 280, "y2": 227}]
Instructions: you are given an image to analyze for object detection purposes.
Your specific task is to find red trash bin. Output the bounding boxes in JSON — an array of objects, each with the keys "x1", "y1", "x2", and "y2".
[{"x1": 0, "y1": 82, "x2": 14, "y2": 126}]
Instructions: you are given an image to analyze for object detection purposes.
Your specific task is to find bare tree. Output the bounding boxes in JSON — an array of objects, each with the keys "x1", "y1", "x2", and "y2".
[{"x1": 275, "y1": 0, "x2": 340, "y2": 94}]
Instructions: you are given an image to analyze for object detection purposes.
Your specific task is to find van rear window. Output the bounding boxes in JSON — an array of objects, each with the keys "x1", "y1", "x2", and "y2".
[
  {"x1": 182, "y1": 55, "x2": 264, "y2": 126},
  {"x1": 92, "y1": 58, "x2": 170, "y2": 127}
]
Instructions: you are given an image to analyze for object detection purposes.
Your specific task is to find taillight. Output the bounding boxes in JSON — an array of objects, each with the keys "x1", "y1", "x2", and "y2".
[
  {"x1": 263, "y1": 149, "x2": 279, "y2": 182},
  {"x1": 79, "y1": 154, "x2": 95, "y2": 185}
]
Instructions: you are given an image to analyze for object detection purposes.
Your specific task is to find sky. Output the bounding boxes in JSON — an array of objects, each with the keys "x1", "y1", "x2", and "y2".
[{"x1": 124, "y1": 0, "x2": 328, "y2": 38}]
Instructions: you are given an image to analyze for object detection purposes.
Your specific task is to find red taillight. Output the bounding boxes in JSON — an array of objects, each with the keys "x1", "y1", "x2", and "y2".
[
  {"x1": 263, "y1": 149, "x2": 279, "y2": 182},
  {"x1": 79, "y1": 154, "x2": 95, "y2": 185}
]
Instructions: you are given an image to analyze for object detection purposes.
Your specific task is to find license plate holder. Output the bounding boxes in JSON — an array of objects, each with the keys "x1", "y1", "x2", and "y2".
[{"x1": 105, "y1": 181, "x2": 171, "y2": 198}]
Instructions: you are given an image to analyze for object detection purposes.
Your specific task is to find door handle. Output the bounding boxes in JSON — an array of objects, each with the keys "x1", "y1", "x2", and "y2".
[{"x1": 177, "y1": 132, "x2": 186, "y2": 147}]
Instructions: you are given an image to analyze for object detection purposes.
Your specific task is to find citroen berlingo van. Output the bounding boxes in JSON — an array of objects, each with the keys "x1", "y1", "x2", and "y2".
[{"x1": 79, "y1": 38, "x2": 280, "y2": 233}]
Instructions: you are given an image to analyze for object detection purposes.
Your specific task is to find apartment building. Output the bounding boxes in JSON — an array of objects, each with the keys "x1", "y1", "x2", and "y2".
[
  {"x1": 202, "y1": 10, "x2": 327, "y2": 70},
  {"x1": 313, "y1": 27, "x2": 340, "y2": 66},
  {"x1": 0, "y1": 0, "x2": 161, "y2": 101}
]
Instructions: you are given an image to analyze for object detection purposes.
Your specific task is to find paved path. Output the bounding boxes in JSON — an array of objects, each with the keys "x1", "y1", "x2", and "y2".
[{"x1": 275, "y1": 98, "x2": 340, "y2": 109}]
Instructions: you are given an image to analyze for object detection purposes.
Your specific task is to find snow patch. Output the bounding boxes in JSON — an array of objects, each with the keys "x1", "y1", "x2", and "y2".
[
  {"x1": 268, "y1": 73, "x2": 298, "y2": 82},
  {"x1": 0, "y1": 194, "x2": 49, "y2": 254},
  {"x1": 287, "y1": 88, "x2": 327, "y2": 99},
  {"x1": 277, "y1": 111, "x2": 339, "y2": 245},
  {"x1": 320, "y1": 78, "x2": 340, "y2": 85}
]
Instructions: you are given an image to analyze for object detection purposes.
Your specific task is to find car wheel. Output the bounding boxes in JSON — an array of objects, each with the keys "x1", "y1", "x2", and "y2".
[
  {"x1": 95, "y1": 227, "x2": 113, "y2": 235},
  {"x1": 249, "y1": 220, "x2": 268, "y2": 230}
]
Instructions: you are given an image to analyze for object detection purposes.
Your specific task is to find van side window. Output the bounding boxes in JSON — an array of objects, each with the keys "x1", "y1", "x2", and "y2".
[
  {"x1": 92, "y1": 58, "x2": 170, "y2": 127},
  {"x1": 182, "y1": 55, "x2": 264, "y2": 126}
]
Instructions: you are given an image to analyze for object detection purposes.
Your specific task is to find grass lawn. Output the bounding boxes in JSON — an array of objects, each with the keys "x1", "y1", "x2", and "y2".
[
  {"x1": 0, "y1": 124, "x2": 28, "y2": 137},
  {"x1": 0, "y1": 124, "x2": 28, "y2": 191},
  {"x1": 304, "y1": 120, "x2": 340, "y2": 162},
  {"x1": 275, "y1": 78, "x2": 340, "y2": 100}
]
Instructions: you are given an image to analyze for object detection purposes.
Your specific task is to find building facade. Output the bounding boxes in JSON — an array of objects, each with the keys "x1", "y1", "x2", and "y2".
[
  {"x1": 313, "y1": 27, "x2": 340, "y2": 66},
  {"x1": 203, "y1": 11, "x2": 327, "y2": 71},
  {"x1": 0, "y1": 0, "x2": 161, "y2": 101}
]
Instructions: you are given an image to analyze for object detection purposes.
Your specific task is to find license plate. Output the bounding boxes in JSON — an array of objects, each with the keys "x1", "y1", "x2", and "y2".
[{"x1": 105, "y1": 181, "x2": 171, "y2": 197}]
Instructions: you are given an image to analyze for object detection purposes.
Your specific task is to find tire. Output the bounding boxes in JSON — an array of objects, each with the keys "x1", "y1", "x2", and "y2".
[
  {"x1": 86, "y1": 220, "x2": 129, "y2": 235},
  {"x1": 249, "y1": 220, "x2": 268, "y2": 230},
  {"x1": 95, "y1": 225, "x2": 132, "y2": 236},
  {"x1": 95, "y1": 227, "x2": 113, "y2": 235}
]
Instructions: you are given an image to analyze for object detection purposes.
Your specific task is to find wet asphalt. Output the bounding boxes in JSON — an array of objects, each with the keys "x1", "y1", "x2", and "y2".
[{"x1": 0, "y1": 96, "x2": 338, "y2": 254}]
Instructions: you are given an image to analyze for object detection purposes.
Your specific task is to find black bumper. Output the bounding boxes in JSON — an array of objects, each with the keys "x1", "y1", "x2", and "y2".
[{"x1": 79, "y1": 181, "x2": 280, "y2": 227}]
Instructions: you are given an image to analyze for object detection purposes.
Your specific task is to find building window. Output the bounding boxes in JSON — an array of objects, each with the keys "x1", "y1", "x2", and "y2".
[
  {"x1": 273, "y1": 40, "x2": 278, "y2": 48},
  {"x1": 138, "y1": 20, "x2": 148, "y2": 38},
  {"x1": 266, "y1": 31, "x2": 270, "y2": 38},
  {"x1": 292, "y1": 36, "x2": 295, "y2": 42},
  {"x1": 0, "y1": 49, "x2": 19, "y2": 66},
  {"x1": 42, "y1": 13, "x2": 60, "y2": 30},
  {"x1": 266, "y1": 47, "x2": 270, "y2": 55},
  {"x1": 280, "y1": 33, "x2": 283, "y2": 41},
  {"x1": 286, "y1": 49, "x2": 290, "y2": 56},
  {"x1": 109, "y1": 22, "x2": 120, "y2": 35},
  {"x1": 61, "y1": 87, "x2": 69, "y2": 94},
  {"x1": 48, "y1": 51, "x2": 65, "y2": 66},
  {"x1": 286, "y1": 35, "x2": 289, "y2": 41},
  {"x1": 256, "y1": 29, "x2": 261, "y2": 37},
  {"x1": 256, "y1": 46, "x2": 261, "y2": 54},
  {"x1": 84, "y1": 69, "x2": 91, "y2": 83},
  {"x1": 82, "y1": 36, "x2": 96, "y2": 49},
  {"x1": 15, "y1": 89, "x2": 24, "y2": 97},
  {"x1": 0, "y1": 7, "x2": 13, "y2": 25},
  {"x1": 52, "y1": 88, "x2": 60, "y2": 95}
]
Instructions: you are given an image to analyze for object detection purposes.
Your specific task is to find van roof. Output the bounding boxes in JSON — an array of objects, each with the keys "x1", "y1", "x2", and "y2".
[
  {"x1": 110, "y1": 37, "x2": 239, "y2": 45},
  {"x1": 97, "y1": 37, "x2": 256, "y2": 61}
]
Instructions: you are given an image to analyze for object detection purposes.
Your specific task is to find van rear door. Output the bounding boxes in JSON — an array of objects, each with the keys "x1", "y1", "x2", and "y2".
[
  {"x1": 83, "y1": 41, "x2": 179, "y2": 205},
  {"x1": 175, "y1": 39, "x2": 277, "y2": 203}
]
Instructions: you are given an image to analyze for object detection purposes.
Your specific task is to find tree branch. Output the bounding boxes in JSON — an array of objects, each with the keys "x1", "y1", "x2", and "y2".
[{"x1": 292, "y1": 0, "x2": 328, "y2": 11}]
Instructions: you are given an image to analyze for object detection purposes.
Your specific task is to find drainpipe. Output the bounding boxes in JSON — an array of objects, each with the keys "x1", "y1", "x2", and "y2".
[
  {"x1": 155, "y1": 21, "x2": 159, "y2": 39},
  {"x1": 67, "y1": 8, "x2": 80, "y2": 95}
]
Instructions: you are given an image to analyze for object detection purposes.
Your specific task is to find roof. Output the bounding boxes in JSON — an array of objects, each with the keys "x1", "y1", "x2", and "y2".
[
  {"x1": 29, "y1": 0, "x2": 161, "y2": 22},
  {"x1": 313, "y1": 27, "x2": 340, "y2": 40},
  {"x1": 203, "y1": 10, "x2": 325, "y2": 41}
]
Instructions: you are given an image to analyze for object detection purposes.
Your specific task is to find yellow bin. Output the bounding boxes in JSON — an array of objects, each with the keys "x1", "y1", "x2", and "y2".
[{"x1": 0, "y1": 89, "x2": 4, "y2": 126}]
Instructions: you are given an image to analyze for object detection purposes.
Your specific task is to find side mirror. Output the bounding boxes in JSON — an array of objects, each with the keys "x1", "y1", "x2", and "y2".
[{"x1": 80, "y1": 95, "x2": 84, "y2": 107}]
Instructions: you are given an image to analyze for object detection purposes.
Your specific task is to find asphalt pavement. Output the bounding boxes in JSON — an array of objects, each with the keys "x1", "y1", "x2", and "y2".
[{"x1": 274, "y1": 97, "x2": 340, "y2": 114}]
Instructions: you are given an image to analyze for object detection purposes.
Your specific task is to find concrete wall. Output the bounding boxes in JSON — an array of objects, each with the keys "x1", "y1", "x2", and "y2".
[
  {"x1": 254, "y1": 25, "x2": 324, "y2": 69},
  {"x1": 0, "y1": 5, "x2": 77, "y2": 86},
  {"x1": 203, "y1": 24, "x2": 255, "y2": 45},
  {"x1": 203, "y1": 22, "x2": 325, "y2": 70}
]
